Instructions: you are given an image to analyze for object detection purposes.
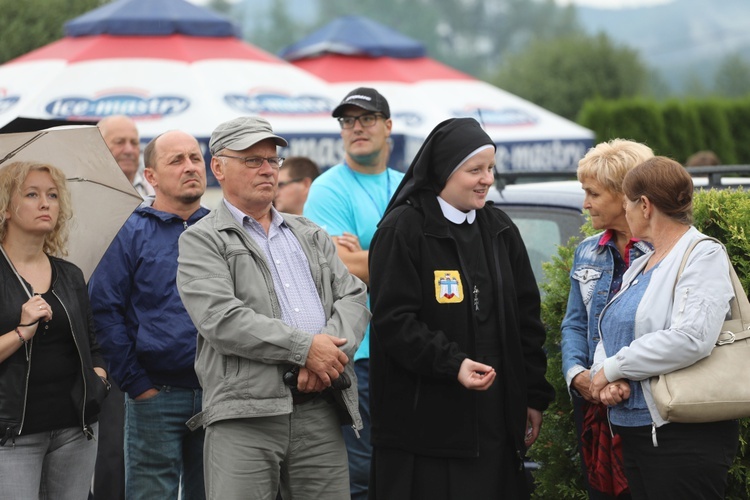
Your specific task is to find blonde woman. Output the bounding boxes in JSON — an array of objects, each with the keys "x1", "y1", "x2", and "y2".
[
  {"x1": 0, "y1": 161, "x2": 109, "y2": 499},
  {"x1": 561, "y1": 139, "x2": 653, "y2": 498}
]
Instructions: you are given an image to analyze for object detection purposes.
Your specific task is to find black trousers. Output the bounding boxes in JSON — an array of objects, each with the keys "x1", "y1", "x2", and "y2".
[{"x1": 613, "y1": 419, "x2": 738, "y2": 500}]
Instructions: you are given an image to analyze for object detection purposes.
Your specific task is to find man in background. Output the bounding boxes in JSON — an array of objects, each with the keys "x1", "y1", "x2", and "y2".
[
  {"x1": 90, "y1": 114, "x2": 144, "y2": 500},
  {"x1": 274, "y1": 156, "x2": 320, "y2": 215},
  {"x1": 98, "y1": 115, "x2": 154, "y2": 197},
  {"x1": 685, "y1": 150, "x2": 721, "y2": 167},
  {"x1": 303, "y1": 87, "x2": 404, "y2": 500},
  {"x1": 89, "y1": 130, "x2": 208, "y2": 499}
]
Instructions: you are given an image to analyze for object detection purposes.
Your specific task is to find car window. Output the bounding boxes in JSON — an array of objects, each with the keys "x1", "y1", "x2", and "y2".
[{"x1": 500, "y1": 206, "x2": 585, "y2": 285}]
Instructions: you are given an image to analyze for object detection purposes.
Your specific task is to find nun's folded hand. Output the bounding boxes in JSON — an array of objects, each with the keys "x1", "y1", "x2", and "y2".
[{"x1": 458, "y1": 358, "x2": 496, "y2": 390}]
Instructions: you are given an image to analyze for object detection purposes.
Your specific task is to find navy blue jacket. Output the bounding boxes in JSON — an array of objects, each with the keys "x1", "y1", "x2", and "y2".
[{"x1": 88, "y1": 204, "x2": 209, "y2": 399}]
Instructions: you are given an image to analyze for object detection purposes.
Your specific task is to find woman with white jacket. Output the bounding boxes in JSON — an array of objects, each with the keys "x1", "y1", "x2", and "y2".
[{"x1": 590, "y1": 156, "x2": 739, "y2": 499}]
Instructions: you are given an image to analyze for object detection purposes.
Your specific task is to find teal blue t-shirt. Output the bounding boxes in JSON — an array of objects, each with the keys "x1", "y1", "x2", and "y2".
[{"x1": 303, "y1": 163, "x2": 405, "y2": 361}]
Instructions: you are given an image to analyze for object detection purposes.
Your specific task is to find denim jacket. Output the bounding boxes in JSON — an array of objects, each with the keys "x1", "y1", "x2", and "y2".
[{"x1": 561, "y1": 232, "x2": 650, "y2": 392}]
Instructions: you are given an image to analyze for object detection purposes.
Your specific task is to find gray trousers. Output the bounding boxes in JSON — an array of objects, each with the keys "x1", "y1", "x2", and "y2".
[
  {"x1": 0, "y1": 423, "x2": 98, "y2": 500},
  {"x1": 203, "y1": 396, "x2": 349, "y2": 500}
]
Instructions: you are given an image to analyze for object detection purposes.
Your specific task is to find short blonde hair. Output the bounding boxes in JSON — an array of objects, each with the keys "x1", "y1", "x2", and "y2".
[
  {"x1": 0, "y1": 161, "x2": 72, "y2": 256},
  {"x1": 577, "y1": 139, "x2": 654, "y2": 194}
]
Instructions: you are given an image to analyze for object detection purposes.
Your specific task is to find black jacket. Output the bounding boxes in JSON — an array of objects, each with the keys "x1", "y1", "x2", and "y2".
[
  {"x1": 369, "y1": 192, "x2": 554, "y2": 459},
  {"x1": 0, "y1": 255, "x2": 107, "y2": 445}
]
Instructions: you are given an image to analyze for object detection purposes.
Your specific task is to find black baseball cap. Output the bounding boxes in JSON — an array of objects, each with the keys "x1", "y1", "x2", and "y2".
[{"x1": 331, "y1": 87, "x2": 390, "y2": 119}]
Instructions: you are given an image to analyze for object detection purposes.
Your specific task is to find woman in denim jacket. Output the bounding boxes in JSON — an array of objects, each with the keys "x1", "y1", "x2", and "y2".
[{"x1": 561, "y1": 139, "x2": 653, "y2": 499}]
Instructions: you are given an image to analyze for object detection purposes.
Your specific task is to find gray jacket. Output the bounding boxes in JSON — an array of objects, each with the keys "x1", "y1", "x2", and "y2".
[
  {"x1": 177, "y1": 201, "x2": 370, "y2": 430},
  {"x1": 592, "y1": 226, "x2": 733, "y2": 427}
]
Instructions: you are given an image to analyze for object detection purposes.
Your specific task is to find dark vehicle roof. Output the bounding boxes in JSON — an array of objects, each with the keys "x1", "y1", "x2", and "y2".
[
  {"x1": 487, "y1": 181, "x2": 585, "y2": 285},
  {"x1": 488, "y1": 180, "x2": 584, "y2": 211},
  {"x1": 485, "y1": 170, "x2": 750, "y2": 286}
]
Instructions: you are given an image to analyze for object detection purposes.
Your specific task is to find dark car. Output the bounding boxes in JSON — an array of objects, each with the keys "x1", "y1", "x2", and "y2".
[
  {"x1": 489, "y1": 167, "x2": 750, "y2": 285},
  {"x1": 488, "y1": 180, "x2": 586, "y2": 284}
]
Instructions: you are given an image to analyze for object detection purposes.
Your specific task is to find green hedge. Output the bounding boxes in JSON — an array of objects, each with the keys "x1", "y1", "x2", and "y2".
[
  {"x1": 724, "y1": 98, "x2": 750, "y2": 167},
  {"x1": 578, "y1": 98, "x2": 750, "y2": 165},
  {"x1": 529, "y1": 188, "x2": 750, "y2": 499},
  {"x1": 661, "y1": 100, "x2": 703, "y2": 166},
  {"x1": 692, "y1": 99, "x2": 738, "y2": 164}
]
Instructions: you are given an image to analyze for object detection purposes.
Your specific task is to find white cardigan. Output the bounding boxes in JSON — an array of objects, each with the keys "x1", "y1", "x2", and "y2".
[{"x1": 592, "y1": 226, "x2": 734, "y2": 427}]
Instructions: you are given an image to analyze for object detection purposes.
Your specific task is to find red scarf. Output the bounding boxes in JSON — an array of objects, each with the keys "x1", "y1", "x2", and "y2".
[{"x1": 581, "y1": 402, "x2": 630, "y2": 497}]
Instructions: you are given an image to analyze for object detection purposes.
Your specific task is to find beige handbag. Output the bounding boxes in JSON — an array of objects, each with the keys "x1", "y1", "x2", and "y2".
[{"x1": 651, "y1": 237, "x2": 750, "y2": 423}]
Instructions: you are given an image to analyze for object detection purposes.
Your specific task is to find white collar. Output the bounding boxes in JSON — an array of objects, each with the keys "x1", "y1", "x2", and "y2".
[{"x1": 437, "y1": 196, "x2": 476, "y2": 224}]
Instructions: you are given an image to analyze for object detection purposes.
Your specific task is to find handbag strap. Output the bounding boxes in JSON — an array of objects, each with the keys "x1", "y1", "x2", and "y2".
[{"x1": 674, "y1": 236, "x2": 750, "y2": 343}]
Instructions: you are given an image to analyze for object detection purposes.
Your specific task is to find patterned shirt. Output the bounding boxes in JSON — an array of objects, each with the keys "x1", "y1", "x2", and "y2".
[
  {"x1": 224, "y1": 200, "x2": 326, "y2": 335},
  {"x1": 599, "y1": 230, "x2": 643, "y2": 301}
]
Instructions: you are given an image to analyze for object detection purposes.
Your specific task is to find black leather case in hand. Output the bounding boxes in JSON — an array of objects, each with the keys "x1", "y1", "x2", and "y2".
[{"x1": 283, "y1": 365, "x2": 351, "y2": 392}]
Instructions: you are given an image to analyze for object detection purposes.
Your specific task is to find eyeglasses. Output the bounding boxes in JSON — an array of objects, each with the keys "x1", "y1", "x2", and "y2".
[
  {"x1": 216, "y1": 155, "x2": 285, "y2": 169},
  {"x1": 337, "y1": 113, "x2": 384, "y2": 129},
  {"x1": 277, "y1": 177, "x2": 304, "y2": 189}
]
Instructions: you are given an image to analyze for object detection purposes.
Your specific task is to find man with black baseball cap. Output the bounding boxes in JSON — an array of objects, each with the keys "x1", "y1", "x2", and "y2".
[
  {"x1": 304, "y1": 88, "x2": 404, "y2": 500},
  {"x1": 331, "y1": 87, "x2": 391, "y2": 119},
  {"x1": 177, "y1": 116, "x2": 369, "y2": 499}
]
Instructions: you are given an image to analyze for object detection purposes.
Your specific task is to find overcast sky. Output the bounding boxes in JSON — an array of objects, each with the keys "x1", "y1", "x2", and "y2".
[{"x1": 555, "y1": 0, "x2": 673, "y2": 8}]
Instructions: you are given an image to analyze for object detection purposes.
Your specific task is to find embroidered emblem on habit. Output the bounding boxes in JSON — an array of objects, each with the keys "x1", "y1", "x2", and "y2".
[{"x1": 435, "y1": 271, "x2": 463, "y2": 304}]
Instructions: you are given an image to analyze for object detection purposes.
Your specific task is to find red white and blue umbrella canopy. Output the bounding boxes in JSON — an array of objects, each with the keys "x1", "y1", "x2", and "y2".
[
  {"x1": 0, "y1": 0, "x2": 345, "y2": 171},
  {"x1": 281, "y1": 16, "x2": 595, "y2": 172}
]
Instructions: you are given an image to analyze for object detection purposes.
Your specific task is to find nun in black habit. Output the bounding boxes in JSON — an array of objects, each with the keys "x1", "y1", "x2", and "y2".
[{"x1": 368, "y1": 118, "x2": 554, "y2": 500}]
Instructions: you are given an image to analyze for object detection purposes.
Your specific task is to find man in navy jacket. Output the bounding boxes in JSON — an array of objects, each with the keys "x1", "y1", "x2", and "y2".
[{"x1": 89, "y1": 130, "x2": 209, "y2": 499}]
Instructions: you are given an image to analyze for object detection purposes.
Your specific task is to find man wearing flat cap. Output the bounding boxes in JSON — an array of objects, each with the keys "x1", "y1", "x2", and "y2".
[
  {"x1": 304, "y1": 87, "x2": 404, "y2": 499},
  {"x1": 176, "y1": 116, "x2": 370, "y2": 499}
]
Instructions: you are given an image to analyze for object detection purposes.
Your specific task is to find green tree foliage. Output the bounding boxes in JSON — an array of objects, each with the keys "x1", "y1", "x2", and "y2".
[
  {"x1": 207, "y1": 0, "x2": 232, "y2": 16},
  {"x1": 579, "y1": 97, "x2": 748, "y2": 166},
  {"x1": 714, "y1": 53, "x2": 750, "y2": 99},
  {"x1": 577, "y1": 98, "x2": 666, "y2": 154},
  {"x1": 661, "y1": 100, "x2": 704, "y2": 164},
  {"x1": 723, "y1": 98, "x2": 750, "y2": 164},
  {"x1": 528, "y1": 238, "x2": 587, "y2": 500},
  {"x1": 531, "y1": 188, "x2": 750, "y2": 498},
  {"x1": 489, "y1": 33, "x2": 649, "y2": 121},
  {"x1": 0, "y1": 0, "x2": 104, "y2": 64},
  {"x1": 243, "y1": 0, "x2": 301, "y2": 57},
  {"x1": 576, "y1": 98, "x2": 614, "y2": 143},
  {"x1": 608, "y1": 100, "x2": 667, "y2": 154},
  {"x1": 305, "y1": 0, "x2": 580, "y2": 77},
  {"x1": 692, "y1": 99, "x2": 738, "y2": 164},
  {"x1": 684, "y1": 188, "x2": 750, "y2": 499}
]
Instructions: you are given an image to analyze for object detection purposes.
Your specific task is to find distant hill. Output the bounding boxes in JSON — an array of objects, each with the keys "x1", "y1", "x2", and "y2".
[{"x1": 575, "y1": 0, "x2": 750, "y2": 92}]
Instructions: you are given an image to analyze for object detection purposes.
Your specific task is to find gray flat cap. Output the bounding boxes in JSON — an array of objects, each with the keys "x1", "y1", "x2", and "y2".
[{"x1": 210, "y1": 116, "x2": 288, "y2": 155}]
